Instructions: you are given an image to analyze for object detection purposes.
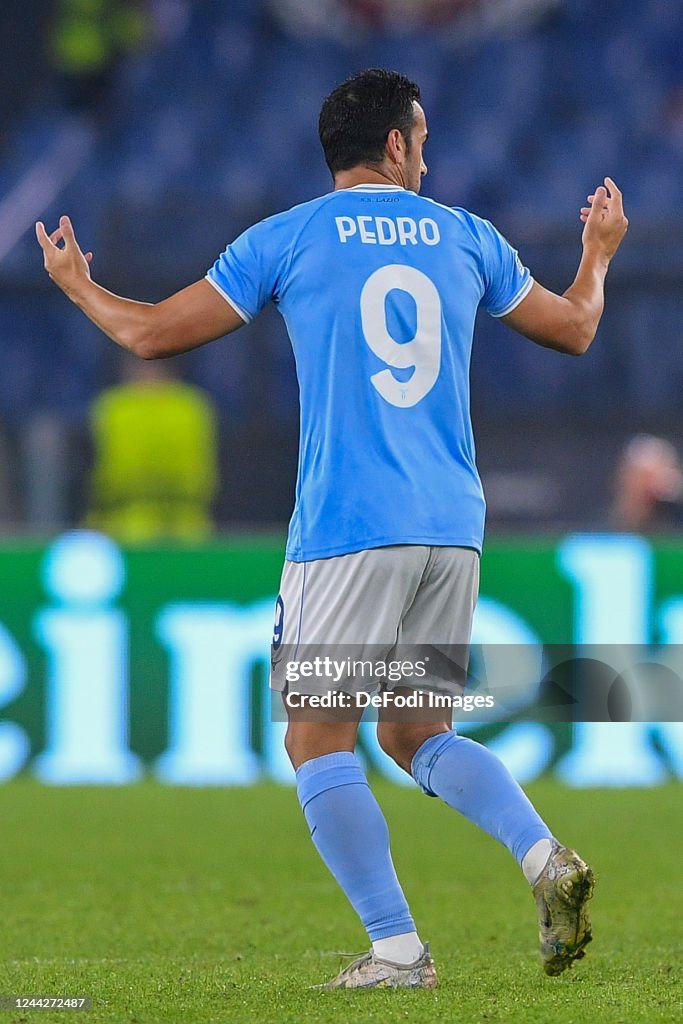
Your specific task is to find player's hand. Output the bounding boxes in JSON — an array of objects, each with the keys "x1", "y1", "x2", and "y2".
[
  {"x1": 579, "y1": 177, "x2": 628, "y2": 262},
  {"x1": 35, "y1": 216, "x2": 94, "y2": 296}
]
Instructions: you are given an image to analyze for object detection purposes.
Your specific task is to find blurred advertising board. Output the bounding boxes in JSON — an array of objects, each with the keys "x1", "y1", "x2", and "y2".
[{"x1": 0, "y1": 531, "x2": 681, "y2": 786}]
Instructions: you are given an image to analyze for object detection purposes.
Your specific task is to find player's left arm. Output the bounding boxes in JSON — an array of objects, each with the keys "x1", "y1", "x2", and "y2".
[
  {"x1": 502, "y1": 177, "x2": 628, "y2": 356},
  {"x1": 36, "y1": 216, "x2": 245, "y2": 358}
]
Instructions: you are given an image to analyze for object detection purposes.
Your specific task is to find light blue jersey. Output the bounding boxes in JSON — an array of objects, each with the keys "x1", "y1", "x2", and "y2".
[{"x1": 206, "y1": 185, "x2": 532, "y2": 561}]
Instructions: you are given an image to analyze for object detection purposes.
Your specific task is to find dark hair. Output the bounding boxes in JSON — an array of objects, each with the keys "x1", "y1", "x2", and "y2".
[{"x1": 318, "y1": 68, "x2": 421, "y2": 176}]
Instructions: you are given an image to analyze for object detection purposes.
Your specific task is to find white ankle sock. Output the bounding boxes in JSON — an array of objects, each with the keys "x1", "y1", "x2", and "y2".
[
  {"x1": 522, "y1": 837, "x2": 554, "y2": 885},
  {"x1": 372, "y1": 931, "x2": 423, "y2": 965}
]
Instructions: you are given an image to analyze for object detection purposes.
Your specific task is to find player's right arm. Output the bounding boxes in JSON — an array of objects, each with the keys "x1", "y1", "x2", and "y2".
[
  {"x1": 35, "y1": 216, "x2": 245, "y2": 358},
  {"x1": 502, "y1": 177, "x2": 628, "y2": 356}
]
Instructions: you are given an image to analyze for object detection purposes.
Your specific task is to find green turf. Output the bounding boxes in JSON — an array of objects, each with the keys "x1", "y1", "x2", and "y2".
[{"x1": 0, "y1": 778, "x2": 681, "y2": 1023}]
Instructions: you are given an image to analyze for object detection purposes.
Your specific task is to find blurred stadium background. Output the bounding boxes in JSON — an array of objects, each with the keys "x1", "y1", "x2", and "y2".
[{"x1": 0, "y1": 0, "x2": 682, "y2": 788}]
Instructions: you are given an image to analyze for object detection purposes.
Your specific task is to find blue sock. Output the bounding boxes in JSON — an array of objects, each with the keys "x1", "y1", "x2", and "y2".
[
  {"x1": 411, "y1": 732, "x2": 553, "y2": 864},
  {"x1": 296, "y1": 752, "x2": 415, "y2": 941}
]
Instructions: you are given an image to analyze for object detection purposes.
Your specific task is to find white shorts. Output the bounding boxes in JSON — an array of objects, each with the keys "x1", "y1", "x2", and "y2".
[{"x1": 270, "y1": 544, "x2": 479, "y2": 697}]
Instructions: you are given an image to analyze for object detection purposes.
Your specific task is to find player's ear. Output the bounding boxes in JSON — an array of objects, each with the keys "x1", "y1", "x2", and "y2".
[{"x1": 386, "y1": 128, "x2": 404, "y2": 164}]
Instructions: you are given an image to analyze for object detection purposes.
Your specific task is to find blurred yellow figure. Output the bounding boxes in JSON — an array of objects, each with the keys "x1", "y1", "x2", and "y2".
[
  {"x1": 50, "y1": 0, "x2": 148, "y2": 111},
  {"x1": 87, "y1": 359, "x2": 218, "y2": 542}
]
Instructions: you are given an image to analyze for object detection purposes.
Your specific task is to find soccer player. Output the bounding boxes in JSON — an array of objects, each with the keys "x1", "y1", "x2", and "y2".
[{"x1": 37, "y1": 69, "x2": 628, "y2": 989}]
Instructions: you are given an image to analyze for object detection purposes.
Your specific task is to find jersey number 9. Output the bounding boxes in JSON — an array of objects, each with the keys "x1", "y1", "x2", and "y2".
[{"x1": 360, "y1": 264, "x2": 442, "y2": 408}]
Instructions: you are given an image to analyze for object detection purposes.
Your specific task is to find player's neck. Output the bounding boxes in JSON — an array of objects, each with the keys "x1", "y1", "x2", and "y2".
[{"x1": 333, "y1": 165, "x2": 405, "y2": 191}]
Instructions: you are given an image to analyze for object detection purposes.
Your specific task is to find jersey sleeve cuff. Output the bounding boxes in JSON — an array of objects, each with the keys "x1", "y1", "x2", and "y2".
[
  {"x1": 489, "y1": 275, "x2": 534, "y2": 318},
  {"x1": 204, "y1": 275, "x2": 253, "y2": 323}
]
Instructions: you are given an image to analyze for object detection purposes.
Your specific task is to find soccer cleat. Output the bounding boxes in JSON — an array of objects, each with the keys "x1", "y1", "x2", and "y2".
[
  {"x1": 316, "y1": 943, "x2": 438, "y2": 990},
  {"x1": 532, "y1": 842, "x2": 595, "y2": 976}
]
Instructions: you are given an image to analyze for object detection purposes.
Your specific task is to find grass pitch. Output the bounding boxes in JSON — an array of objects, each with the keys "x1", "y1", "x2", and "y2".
[{"x1": 0, "y1": 778, "x2": 681, "y2": 1023}]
